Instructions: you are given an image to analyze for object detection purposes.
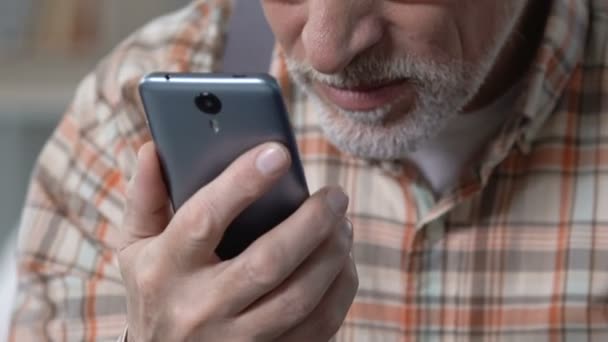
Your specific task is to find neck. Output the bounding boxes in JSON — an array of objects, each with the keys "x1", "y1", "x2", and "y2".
[{"x1": 464, "y1": 1, "x2": 551, "y2": 112}]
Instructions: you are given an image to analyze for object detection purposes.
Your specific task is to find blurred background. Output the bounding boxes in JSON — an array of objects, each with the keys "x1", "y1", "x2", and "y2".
[
  {"x1": 0, "y1": 0, "x2": 191, "y2": 339},
  {"x1": 0, "y1": 0, "x2": 274, "y2": 339}
]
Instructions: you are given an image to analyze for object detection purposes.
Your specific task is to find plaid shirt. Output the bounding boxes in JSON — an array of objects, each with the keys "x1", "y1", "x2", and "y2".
[{"x1": 10, "y1": 0, "x2": 608, "y2": 340}]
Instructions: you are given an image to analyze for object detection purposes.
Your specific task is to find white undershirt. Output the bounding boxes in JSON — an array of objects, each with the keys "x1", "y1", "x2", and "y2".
[{"x1": 405, "y1": 84, "x2": 520, "y2": 196}]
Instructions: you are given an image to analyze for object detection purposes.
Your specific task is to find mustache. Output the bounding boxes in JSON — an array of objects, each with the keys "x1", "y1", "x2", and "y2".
[{"x1": 285, "y1": 53, "x2": 463, "y2": 90}]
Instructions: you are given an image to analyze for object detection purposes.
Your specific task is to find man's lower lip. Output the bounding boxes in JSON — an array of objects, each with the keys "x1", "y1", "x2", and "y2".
[{"x1": 315, "y1": 80, "x2": 409, "y2": 112}]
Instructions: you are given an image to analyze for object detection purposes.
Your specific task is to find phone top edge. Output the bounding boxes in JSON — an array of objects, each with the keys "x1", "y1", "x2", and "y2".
[{"x1": 140, "y1": 72, "x2": 278, "y2": 86}]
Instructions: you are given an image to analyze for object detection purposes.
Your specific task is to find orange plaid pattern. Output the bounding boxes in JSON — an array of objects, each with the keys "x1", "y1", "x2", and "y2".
[{"x1": 10, "y1": 0, "x2": 608, "y2": 341}]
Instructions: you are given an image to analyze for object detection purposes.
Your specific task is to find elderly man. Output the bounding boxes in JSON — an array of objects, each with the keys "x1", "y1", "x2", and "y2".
[{"x1": 9, "y1": 0, "x2": 608, "y2": 340}]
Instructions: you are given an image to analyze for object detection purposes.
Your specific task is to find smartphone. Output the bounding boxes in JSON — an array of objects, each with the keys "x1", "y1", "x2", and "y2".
[{"x1": 139, "y1": 72, "x2": 309, "y2": 260}]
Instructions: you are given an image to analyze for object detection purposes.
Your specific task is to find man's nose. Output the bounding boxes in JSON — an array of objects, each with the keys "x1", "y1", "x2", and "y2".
[{"x1": 301, "y1": 0, "x2": 383, "y2": 75}]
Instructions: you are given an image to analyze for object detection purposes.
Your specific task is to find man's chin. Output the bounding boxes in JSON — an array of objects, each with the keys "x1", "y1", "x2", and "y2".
[
  {"x1": 308, "y1": 87, "x2": 466, "y2": 160},
  {"x1": 312, "y1": 100, "x2": 422, "y2": 160}
]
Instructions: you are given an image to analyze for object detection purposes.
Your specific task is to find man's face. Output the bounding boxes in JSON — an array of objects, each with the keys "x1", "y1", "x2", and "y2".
[{"x1": 261, "y1": 1, "x2": 527, "y2": 159}]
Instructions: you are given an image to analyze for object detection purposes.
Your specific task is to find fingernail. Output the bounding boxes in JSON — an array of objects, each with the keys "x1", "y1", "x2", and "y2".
[
  {"x1": 326, "y1": 188, "x2": 348, "y2": 217},
  {"x1": 256, "y1": 144, "x2": 289, "y2": 176}
]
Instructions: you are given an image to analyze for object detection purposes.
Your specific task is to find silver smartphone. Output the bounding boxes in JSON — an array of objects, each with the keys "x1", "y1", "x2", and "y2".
[{"x1": 139, "y1": 72, "x2": 309, "y2": 260}]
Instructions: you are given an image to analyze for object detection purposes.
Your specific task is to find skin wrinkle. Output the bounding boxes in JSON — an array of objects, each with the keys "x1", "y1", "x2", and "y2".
[
  {"x1": 345, "y1": 1, "x2": 380, "y2": 62},
  {"x1": 450, "y1": 13, "x2": 466, "y2": 68}
]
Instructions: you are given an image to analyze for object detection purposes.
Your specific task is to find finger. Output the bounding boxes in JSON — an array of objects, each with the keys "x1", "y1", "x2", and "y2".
[
  {"x1": 234, "y1": 219, "x2": 353, "y2": 340},
  {"x1": 120, "y1": 142, "x2": 172, "y2": 250},
  {"x1": 159, "y1": 142, "x2": 292, "y2": 269},
  {"x1": 278, "y1": 258, "x2": 359, "y2": 342},
  {"x1": 215, "y1": 187, "x2": 349, "y2": 315}
]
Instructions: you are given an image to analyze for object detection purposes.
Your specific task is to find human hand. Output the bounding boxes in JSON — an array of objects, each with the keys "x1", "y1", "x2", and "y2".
[{"x1": 118, "y1": 141, "x2": 358, "y2": 341}]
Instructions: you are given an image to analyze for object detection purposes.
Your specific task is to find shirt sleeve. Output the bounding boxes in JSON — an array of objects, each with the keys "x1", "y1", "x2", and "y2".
[
  {"x1": 8, "y1": 1, "x2": 233, "y2": 340},
  {"x1": 8, "y1": 71, "x2": 131, "y2": 341}
]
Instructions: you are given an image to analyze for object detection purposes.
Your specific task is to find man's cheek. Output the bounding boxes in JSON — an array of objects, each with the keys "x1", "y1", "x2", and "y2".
[{"x1": 262, "y1": 3, "x2": 307, "y2": 53}]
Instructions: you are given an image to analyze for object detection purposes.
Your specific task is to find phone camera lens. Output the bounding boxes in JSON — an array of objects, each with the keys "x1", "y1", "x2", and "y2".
[{"x1": 195, "y1": 92, "x2": 222, "y2": 115}]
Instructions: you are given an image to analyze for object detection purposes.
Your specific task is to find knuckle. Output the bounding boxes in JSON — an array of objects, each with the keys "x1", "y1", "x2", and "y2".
[
  {"x1": 134, "y1": 264, "x2": 162, "y2": 292},
  {"x1": 238, "y1": 183, "x2": 263, "y2": 204},
  {"x1": 279, "y1": 287, "x2": 317, "y2": 323},
  {"x1": 179, "y1": 197, "x2": 220, "y2": 242},
  {"x1": 169, "y1": 302, "x2": 201, "y2": 336},
  {"x1": 226, "y1": 170, "x2": 265, "y2": 202},
  {"x1": 168, "y1": 296, "x2": 221, "y2": 339},
  {"x1": 242, "y1": 250, "x2": 283, "y2": 288}
]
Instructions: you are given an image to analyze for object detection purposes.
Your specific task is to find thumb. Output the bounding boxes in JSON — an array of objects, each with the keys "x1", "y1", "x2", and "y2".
[{"x1": 120, "y1": 141, "x2": 172, "y2": 249}]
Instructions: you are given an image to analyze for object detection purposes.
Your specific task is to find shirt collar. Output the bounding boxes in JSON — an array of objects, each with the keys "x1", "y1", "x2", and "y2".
[
  {"x1": 515, "y1": 0, "x2": 590, "y2": 150},
  {"x1": 470, "y1": 0, "x2": 590, "y2": 194}
]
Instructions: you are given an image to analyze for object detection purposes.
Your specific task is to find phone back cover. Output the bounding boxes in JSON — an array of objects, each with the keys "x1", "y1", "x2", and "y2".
[{"x1": 139, "y1": 73, "x2": 309, "y2": 259}]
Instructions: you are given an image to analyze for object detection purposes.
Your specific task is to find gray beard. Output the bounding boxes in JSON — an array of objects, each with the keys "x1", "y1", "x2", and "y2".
[{"x1": 288, "y1": 58, "x2": 482, "y2": 160}]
